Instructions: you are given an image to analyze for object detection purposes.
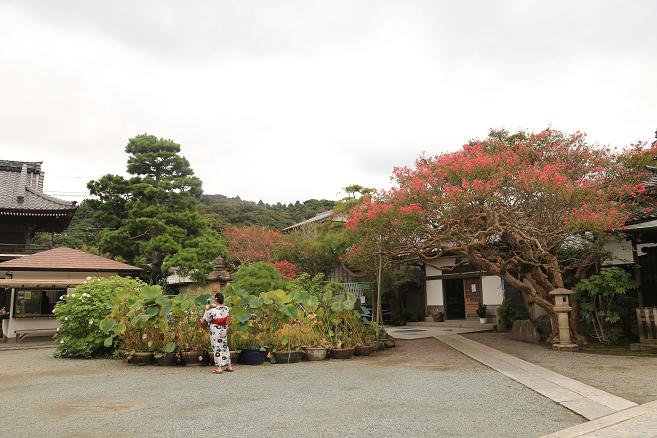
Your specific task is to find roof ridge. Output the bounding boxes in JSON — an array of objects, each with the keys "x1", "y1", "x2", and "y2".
[{"x1": 25, "y1": 186, "x2": 76, "y2": 207}]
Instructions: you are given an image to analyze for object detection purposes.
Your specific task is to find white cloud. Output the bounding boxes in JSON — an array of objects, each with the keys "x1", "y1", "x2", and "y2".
[{"x1": 1, "y1": 0, "x2": 656, "y2": 203}]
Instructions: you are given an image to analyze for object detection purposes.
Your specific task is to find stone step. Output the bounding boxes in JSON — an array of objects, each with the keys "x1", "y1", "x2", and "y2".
[{"x1": 408, "y1": 320, "x2": 496, "y2": 330}]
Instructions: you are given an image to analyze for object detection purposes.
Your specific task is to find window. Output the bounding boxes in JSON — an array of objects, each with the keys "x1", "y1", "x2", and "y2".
[{"x1": 13, "y1": 290, "x2": 64, "y2": 317}]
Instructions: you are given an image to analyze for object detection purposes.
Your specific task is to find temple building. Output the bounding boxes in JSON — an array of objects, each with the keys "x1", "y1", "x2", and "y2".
[{"x1": 0, "y1": 160, "x2": 77, "y2": 261}]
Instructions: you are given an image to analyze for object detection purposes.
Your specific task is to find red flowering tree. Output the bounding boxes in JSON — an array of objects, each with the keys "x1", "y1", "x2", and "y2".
[
  {"x1": 271, "y1": 261, "x2": 301, "y2": 281},
  {"x1": 347, "y1": 129, "x2": 654, "y2": 343},
  {"x1": 223, "y1": 225, "x2": 292, "y2": 266}
]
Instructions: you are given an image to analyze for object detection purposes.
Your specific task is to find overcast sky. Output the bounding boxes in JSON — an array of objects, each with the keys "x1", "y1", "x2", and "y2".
[{"x1": 1, "y1": 1, "x2": 656, "y2": 204}]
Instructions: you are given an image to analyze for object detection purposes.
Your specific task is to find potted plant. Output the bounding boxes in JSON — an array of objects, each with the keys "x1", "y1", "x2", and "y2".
[
  {"x1": 171, "y1": 295, "x2": 211, "y2": 366},
  {"x1": 239, "y1": 330, "x2": 269, "y2": 365},
  {"x1": 477, "y1": 303, "x2": 488, "y2": 324},
  {"x1": 152, "y1": 329, "x2": 178, "y2": 366},
  {"x1": 102, "y1": 285, "x2": 174, "y2": 365},
  {"x1": 304, "y1": 323, "x2": 330, "y2": 361},
  {"x1": 355, "y1": 321, "x2": 377, "y2": 356},
  {"x1": 272, "y1": 323, "x2": 307, "y2": 364}
]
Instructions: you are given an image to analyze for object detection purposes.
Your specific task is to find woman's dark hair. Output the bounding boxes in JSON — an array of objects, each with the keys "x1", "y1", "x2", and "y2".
[{"x1": 214, "y1": 292, "x2": 224, "y2": 305}]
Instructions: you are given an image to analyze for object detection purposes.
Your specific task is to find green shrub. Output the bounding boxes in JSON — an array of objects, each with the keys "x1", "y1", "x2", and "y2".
[
  {"x1": 533, "y1": 314, "x2": 552, "y2": 341},
  {"x1": 228, "y1": 261, "x2": 286, "y2": 294},
  {"x1": 53, "y1": 276, "x2": 146, "y2": 358},
  {"x1": 497, "y1": 298, "x2": 529, "y2": 329},
  {"x1": 575, "y1": 267, "x2": 637, "y2": 345}
]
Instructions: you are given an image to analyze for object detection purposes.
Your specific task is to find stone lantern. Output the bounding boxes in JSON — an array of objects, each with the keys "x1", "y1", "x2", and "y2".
[{"x1": 549, "y1": 288, "x2": 579, "y2": 351}]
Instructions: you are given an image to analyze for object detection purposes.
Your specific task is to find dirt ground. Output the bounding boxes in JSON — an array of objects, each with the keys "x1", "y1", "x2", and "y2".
[{"x1": 464, "y1": 332, "x2": 657, "y2": 404}]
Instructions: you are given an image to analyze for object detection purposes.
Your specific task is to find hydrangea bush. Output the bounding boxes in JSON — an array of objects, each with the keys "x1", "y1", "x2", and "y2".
[{"x1": 54, "y1": 276, "x2": 146, "y2": 358}]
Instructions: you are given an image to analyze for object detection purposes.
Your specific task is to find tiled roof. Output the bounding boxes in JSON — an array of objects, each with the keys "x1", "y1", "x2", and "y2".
[
  {"x1": 0, "y1": 247, "x2": 142, "y2": 272},
  {"x1": 282, "y1": 210, "x2": 347, "y2": 232},
  {"x1": 0, "y1": 160, "x2": 76, "y2": 212}
]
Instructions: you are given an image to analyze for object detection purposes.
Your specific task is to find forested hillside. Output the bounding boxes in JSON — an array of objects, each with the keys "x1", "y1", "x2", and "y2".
[
  {"x1": 40, "y1": 194, "x2": 336, "y2": 251},
  {"x1": 201, "y1": 194, "x2": 336, "y2": 230}
]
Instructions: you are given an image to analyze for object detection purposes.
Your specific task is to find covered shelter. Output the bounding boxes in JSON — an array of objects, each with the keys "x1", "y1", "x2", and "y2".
[{"x1": 0, "y1": 247, "x2": 141, "y2": 341}]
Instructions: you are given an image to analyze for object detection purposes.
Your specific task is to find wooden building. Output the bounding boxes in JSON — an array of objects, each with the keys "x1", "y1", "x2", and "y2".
[
  {"x1": 0, "y1": 160, "x2": 77, "y2": 261},
  {"x1": 0, "y1": 247, "x2": 141, "y2": 341}
]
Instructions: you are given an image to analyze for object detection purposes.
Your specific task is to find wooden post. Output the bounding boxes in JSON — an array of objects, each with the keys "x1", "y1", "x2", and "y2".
[
  {"x1": 631, "y1": 236, "x2": 644, "y2": 308},
  {"x1": 376, "y1": 241, "x2": 383, "y2": 329},
  {"x1": 645, "y1": 307, "x2": 654, "y2": 340},
  {"x1": 637, "y1": 307, "x2": 646, "y2": 341}
]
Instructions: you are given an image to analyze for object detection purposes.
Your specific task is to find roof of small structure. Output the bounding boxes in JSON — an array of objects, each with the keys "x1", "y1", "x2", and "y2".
[
  {"x1": 282, "y1": 210, "x2": 347, "y2": 232},
  {"x1": 0, "y1": 160, "x2": 77, "y2": 212},
  {"x1": 0, "y1": 247, "x2": 142, "y2": 272}
]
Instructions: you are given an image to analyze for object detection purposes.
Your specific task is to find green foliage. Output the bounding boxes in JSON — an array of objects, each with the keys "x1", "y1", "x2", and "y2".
[
  {"x1": 227, "y1": 262, "x2": 286, "y2": 295},
  {"x1": 534, "y1": 314, "x2": 553, "y2": 341},
  {"x1": 87, "y1": 134, "x2": 226, "y2": 282},
  {"x1": 224, "y1": 276, "x2": 363, "y2": 350},
  {"x1": 54, "y1": 276, "x2": 147, "y2": 358},
  {"x1": 280, "y1": 222, "x2": 353, "y2": 275},
  {"x1": 497, "y1": 299, "x2": 530, "y2": 329},
  {"x1": 476, "y1": 303, "x2": 487, "y2": 318},
  {"x1": 201, "y1": 194, "x2": 335, "y2": 230},
  {"x1": 575, "y1": 267, "x2": 637, "y2": 344}
]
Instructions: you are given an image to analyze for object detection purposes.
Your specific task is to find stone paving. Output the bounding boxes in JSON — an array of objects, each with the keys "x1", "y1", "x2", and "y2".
[
  {"x1": 386, "y1": 327, "x2": 657, "y2": 437},
  {"x1": 435, "y1": 334, "x2": 637, "y2": 420}
]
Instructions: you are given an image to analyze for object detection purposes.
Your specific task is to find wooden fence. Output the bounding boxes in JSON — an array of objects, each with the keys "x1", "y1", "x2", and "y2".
[{"x1": 637, "y1": 307, "x2": 657, "y2": 344}]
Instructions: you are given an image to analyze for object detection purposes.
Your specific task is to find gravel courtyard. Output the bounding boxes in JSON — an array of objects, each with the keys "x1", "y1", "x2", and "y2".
[{"x1": 0, "y1": 339, "x2": 582, "y2": 438}]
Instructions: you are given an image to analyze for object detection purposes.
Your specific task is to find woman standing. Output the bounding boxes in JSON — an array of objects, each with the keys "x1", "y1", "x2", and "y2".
[{"x1": 202, "y1": 292, "x2": 234, "y2": 374}]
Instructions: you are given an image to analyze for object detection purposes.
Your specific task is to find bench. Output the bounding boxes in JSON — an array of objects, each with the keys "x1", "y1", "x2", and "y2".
[{"x1": 14, "y1": 328, "x2": 57, "y2": 343}]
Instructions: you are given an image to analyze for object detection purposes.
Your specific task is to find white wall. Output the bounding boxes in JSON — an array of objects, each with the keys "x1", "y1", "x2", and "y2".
[
  {"x1": 426, "y1": 279, "x2": 444, "y2": 305},
  {"x1": 425, "y1": 257, "x2": 457, "y2": 274},
  {"x1": 602, "y1": 237, "x2": 633, "y2": 265},
  {"x1": 481, "y1": 275, "x2": 504, "y2": 305}
]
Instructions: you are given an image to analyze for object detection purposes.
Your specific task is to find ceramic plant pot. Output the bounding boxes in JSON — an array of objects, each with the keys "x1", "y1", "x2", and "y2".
[
  {"x1": 240, "y1": 349, "x2": 267, "y2": 365},
  {"x1": 354, "y1": 344, "x2": 375, "y2": 356},
  {"x1": 304, "y1": 347, "x2": 328, "y2": 361},
  {"x1": 181, "y1": 351, "x2": 206, "y2": 366},
  {"x1": 129, "y1": 352, "x2": 154, "y2": 366},
  {"x1": 155, "y1": 352, "x2": 178, "y2": 366},
  {"x1": 272, "y1": 350, "x2": 304, "y2": 364},
  {"x1": 479, "y1": 317, "x2": 487, "y2": 324},
  {"x1": 330, "y1": 347, "x2": 355, "y2": 359}
]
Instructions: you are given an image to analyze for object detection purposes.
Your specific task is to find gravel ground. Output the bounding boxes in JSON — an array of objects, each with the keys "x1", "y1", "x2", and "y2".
[
  {"x1": 0, "y1": 339, "x2": 582, "y2": 438},
  {"x1": 464, "y1": 332, "x2": 657, "y2": 404}
]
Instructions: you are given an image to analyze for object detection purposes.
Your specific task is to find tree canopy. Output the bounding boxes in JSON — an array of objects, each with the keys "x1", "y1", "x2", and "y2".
[
  {"x1": 87, "y1": 134, "x2": 226, "y2": 283},
  {"x1": 347, "y1": 128, "x2": 656, "y2": 342}
]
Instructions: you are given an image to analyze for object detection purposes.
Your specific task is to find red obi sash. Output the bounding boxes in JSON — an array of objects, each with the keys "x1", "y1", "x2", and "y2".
[{"x1": 210, "y1": 316, "x2": 231, "y2": 326}]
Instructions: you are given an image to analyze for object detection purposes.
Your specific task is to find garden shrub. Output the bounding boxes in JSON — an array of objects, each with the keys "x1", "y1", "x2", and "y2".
[
  {"x1": 497, "y1": 298, "x2": 530, "y2": 329},
  {"x1": 54, "y1": 276, "x2": 146, "y2": 358},
  {"x1": 228, "y1": 261, "x2": 286, "y2": 294},
  {"x1": 533, "y1": 314, "x2": 552, "y2": 341},
  {"x1": 575, "y1": 267, "x2": 637, "y2": 345}
]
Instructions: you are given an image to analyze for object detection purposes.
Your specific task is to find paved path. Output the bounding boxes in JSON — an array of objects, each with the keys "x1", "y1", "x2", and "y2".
[
  {"x1": 387, "y1": 326, "x2": 490, "y2": 339},
  {"x1": 435, "y1": 334, "x2": 637, "y2": 420},
  {"x1": 386, "y1": 328, "x2": 637, "y2": 421},
  {"x1": 542, "y1": 400, "x2": 657, "y2": 437}
]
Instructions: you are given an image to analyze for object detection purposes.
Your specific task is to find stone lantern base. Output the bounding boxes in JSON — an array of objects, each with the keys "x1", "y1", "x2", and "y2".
[{"x1": 553, "y1": 343, "x2": 579, "y2": 352}]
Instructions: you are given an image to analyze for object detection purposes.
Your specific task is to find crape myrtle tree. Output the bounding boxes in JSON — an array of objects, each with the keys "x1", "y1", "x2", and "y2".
[
  {"x1": 87, "y1": 134, "x2": 226, "y2": 284},
  {"x1": 347, "y1": 129, "x2": 655, "y2": 343},
  {"x1": 223, "y1": 225, "x2": 291, "y2": 266}
]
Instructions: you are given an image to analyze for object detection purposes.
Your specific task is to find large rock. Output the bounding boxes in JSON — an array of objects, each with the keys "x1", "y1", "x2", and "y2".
[{"x1": 511, "y1": 320, "x2": 541, "y2": 344}]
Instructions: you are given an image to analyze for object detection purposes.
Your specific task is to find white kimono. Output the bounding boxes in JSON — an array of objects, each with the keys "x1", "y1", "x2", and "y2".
[{"x1": 203, "y1": 306, "x2": 231, "y2": 367}]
